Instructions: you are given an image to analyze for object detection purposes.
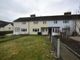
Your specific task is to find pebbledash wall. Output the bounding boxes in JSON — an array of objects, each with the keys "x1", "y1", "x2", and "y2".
[
  {"x1": 13, "y1": 12, "x2": 80, "y2": 35},
  {"x1": 13, "y1": 21, "x2": 48, "y2": 35},
  {"x1": 29, "y1": 21, "x2": 48, "y2": 35},
  {"x1": 13, "y1": 20, "x2": 75, "y2": 35},
  {"x1": 48, "y1": 20, "x2": 75, "y2": 34},
  {"x1": 13, "y1": 22, "x2": 29, "y2": 35}
]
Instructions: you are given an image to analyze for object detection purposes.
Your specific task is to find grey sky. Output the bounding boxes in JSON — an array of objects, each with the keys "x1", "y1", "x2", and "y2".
[{"x1": 0, "y1": 0, "x2": 80, "y2": 22}]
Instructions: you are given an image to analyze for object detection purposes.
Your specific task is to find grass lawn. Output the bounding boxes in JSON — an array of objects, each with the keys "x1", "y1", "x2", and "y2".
[{"x1": 0, "y1": 35, "x2": 55, "y2": 60}]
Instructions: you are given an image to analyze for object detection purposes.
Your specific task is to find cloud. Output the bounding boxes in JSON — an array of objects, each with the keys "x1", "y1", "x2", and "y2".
[
  {"x1": 0, "y1": 0, "x2": 36, "y2": 21},
  {"x1": 0, "y1": 0, "x2": 80, "y2": 22},
  {"x1": 36, "y1": 0, "x2": 80, "y2": 16}
]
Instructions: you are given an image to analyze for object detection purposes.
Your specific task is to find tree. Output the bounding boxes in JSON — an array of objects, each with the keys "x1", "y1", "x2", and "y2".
[{"x1": 76, "y1": 5, "x2": 80, "y2": 14}]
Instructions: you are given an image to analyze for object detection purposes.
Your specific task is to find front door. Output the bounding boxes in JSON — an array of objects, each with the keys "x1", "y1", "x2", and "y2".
[{"x1": 48, "y1": 28, "x2": 52, "y2": 36}]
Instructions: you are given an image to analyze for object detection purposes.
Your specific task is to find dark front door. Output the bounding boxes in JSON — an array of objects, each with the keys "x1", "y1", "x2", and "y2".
[{"x1": 48, "y1": 28, "x2": 52, "y2": 36}]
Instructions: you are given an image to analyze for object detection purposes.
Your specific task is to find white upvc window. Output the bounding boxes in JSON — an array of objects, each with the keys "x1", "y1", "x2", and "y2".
[
  {"x1": 54, "y1": 20, "x2": 57, "y2": 24},
  {"x1": 63, "y1": 20, "x2": 69, "y2": 23},
  {"x1": 33, "y1": 28, "x2": 39, "y2": 32},
  {"x1": 42, "y1": 28, "x2": 47, "y2": 32},
  {"x1": 53, "y1": 28, "x2": 59, "y2": 33},
  {"x1": 21, "y1": 28, "x2": 27, "y2": 32},
  {"x1": 33, "y1": 21, "x2": 38, "y2": 24},
  {"x1": 15, "y1": 27, "x2": 20, "y2": 32},
  {"x1": 22, "y1": 22, "x2": 26, "y2": 24},
  {"x1": 62, "y1": 27, "x2": 70, "y2": 32},
  {"x1": 43, "y1": 21, "x2": 46, "y2": 24}
]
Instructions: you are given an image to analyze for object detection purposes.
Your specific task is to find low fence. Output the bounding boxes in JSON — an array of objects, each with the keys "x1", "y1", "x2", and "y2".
[{"x1": 51, "y1": 36, "x2": 80, "y2": 60}]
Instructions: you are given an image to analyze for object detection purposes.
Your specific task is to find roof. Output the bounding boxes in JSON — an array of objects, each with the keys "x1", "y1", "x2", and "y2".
[
  {"x1": 8, "y1": 23, "x2": 13, "y2": 26},
  {"x1": 14, "y1": 14, "x2": 80, "y2": 22},
  {"x1": 0, "y1": 20, "x2": 13, "y2": 28}
]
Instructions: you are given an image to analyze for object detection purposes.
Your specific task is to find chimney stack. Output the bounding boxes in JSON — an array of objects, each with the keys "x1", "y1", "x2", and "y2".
[
  {"x1": 30, "y1": 14, "x2": 36, "y2": 18},
  {"x1": 64, "y1": 12, "x2": 71, "y2": 15}
]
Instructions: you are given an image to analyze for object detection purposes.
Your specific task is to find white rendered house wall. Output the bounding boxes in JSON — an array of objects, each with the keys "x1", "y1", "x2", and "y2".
[
  {"x1": 48, "y1": 20, "x2": 75, "y2": 35},
  {"x1": 13, "y1": 22, "x2": 29, "y2": 35}
]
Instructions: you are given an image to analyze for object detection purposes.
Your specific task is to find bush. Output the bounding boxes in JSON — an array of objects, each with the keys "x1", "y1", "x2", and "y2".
[
  {"x1": 72, "y1": 31, "x2": 78, "y2": 36},
  {"x1": 0, "y1": 31, "x2": 13, "y2": 36}
]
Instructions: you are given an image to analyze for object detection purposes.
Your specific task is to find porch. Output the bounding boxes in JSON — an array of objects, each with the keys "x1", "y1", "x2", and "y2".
[{"x1": 41, "y1": 27, "x2": 60, "y2": 36}]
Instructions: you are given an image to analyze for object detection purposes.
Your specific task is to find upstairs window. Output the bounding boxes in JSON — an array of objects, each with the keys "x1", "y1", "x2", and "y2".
[
  {"x1": 43, "y1": 21, "x2": 46, "y2": 24},
  {"x1": 33, "y1": 21, "x2": 38, "y2": 24},
  {"x1": 9, "y1": 27, "x2": 11, "y2": 29},
  {"x1": 63, "y1": 20, "x2": 69, "y2": 23},
  {"x1": 54, "y1": 20, "x2": 57, "y2": 24},
  {"x1": 22, "y1": 22, "x2": 26, "y2": 24}
]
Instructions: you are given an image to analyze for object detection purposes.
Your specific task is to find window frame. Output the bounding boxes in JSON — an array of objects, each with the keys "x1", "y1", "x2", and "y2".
[
  {"x1": 43, "y1": 21, "x2": 46, "y2": 24},
  {"x1": 33, "y1": 28, "x2": 39, "y2": 32},
  {"x1": 42, "y1": 28, "x2": 47, "y2": 32},
  {"x1": 53, "y1": 28, "x2": 59, "y2": 33},
  {"x1": 22, "y1": 22, "x2": 26, "y2": 24},
  {"x1": 21, "y1": 28, "x2": 27, "y2": 32},
  {"x1": 54, "y1": 20, "x2": 57, "y2": 24},
  {"x1": 9, "y1": 27, "x2": 11, "y2": 29},
  {"x1": 15, "y1": 27, "x2": 20, "y2": 32},
  {"x1": 63, "y1": 20, "x2": 69, "y2": 23},
  {"x1": 33, "y1": 21, "x2": 38, "y2": 24}
]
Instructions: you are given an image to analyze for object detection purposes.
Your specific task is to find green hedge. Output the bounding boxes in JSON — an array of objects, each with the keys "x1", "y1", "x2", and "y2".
[{"x1": 0, "y1": 31, "x2": 13, "y2": 36}]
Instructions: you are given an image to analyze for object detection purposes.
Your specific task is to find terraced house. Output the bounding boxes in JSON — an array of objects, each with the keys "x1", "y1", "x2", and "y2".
[{"x1": 13, "y1": 12, "x2": 80, "y2": 36}]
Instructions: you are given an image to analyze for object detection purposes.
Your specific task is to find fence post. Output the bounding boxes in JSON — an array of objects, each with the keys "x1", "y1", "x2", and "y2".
[{"x1": 57, "y1": 38, "x2": 60, "y2": 58}]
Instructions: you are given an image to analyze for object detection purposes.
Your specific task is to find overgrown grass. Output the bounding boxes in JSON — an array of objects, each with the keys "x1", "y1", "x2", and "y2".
[{"x1": 0, "y1": 35, "x2": 55, "y2": 60}]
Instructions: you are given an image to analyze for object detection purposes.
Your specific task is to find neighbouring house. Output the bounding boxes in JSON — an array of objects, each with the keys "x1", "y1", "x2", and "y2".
[
  {"x1": 0, "y1": 20, "x2": 13, "y2": 31},
  {"x1": 76, "y1": 20, "x2": 80, "y2": 35},
  {"x1": 13, "y1": 12, "x2": 80, "y2": 36}
]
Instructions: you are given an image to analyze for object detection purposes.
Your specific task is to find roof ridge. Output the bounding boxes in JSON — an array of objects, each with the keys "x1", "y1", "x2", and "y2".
[{"x1": 14, "y1": 14, "x2": 80, "y2": 22}]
